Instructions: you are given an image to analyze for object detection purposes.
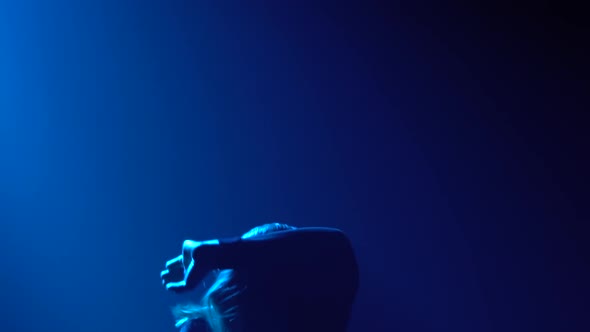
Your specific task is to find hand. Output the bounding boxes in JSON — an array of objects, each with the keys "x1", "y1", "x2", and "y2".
[{"x1": 160, "y1": 239, "x2": 218, "y2": 293}]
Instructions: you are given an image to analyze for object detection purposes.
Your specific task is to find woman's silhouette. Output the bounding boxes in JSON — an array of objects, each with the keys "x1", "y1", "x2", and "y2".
[{"x1": 160, "y1": 223, "x2": 359, "y2": 332}]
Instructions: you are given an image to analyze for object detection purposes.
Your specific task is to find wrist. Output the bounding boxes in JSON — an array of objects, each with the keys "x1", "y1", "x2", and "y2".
[{"x1": 194, "y1": 240, "x2": 220, "y2": 269}]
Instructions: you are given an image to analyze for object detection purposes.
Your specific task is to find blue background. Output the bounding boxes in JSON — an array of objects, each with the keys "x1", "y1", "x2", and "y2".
[{"x1": 1, "y1": 2, "x2": 586, "y2": 332}]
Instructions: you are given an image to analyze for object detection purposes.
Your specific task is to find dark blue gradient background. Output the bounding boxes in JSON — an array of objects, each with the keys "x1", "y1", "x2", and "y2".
[{"x1": 1, "y1": 2, "x2": 587, "y2": 332}]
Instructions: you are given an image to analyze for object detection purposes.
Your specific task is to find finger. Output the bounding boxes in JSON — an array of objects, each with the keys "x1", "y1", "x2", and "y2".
[
  {"x1": 166, "y1": 281, "x2": 187, "y2": 293},
  {"x1": 166, "y1": 257, "x2": 194, "y2": 293},
  {"x1": 182, "y1": 240, "x2": 198, "y2": 269},
  {"x1": 160, "y1": 269, "x2": 170, "y2": 285},
  {"x1": 162, "y1": 263, "x2": 184, "y2": 276},
  {"x1": 161, "y1": 267, "x2": 185, "y2": 284},
  {"x1": 166, "y1": 255, "x2": 183, "y2": 268},
  {"x1": 161, "y1": 269, "x2": 176, "y2": 281}
]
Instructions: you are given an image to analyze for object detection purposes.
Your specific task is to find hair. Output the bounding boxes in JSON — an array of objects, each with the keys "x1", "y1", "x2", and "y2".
[{"x1": 172, "y1": 223, "x2": 296, "y2": 332}]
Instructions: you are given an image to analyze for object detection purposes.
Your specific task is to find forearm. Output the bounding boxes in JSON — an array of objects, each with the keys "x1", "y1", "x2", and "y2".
[{"x1": 196, "y1": 227, "x2": 351, "y2": 270}]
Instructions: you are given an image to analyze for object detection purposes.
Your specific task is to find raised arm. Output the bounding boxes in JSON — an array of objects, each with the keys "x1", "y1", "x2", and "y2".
[
  {"x1": 163, "y1": 227, "x2": 359, "y2": 299},
  {"x1": 197, "y1": 227, "x2": 354, "y2": 270}
]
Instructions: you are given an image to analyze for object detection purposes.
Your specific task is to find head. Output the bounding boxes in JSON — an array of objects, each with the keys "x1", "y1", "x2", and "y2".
[{"x1": 172, "y1": 223, "x2": 296, "y2": 332}]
